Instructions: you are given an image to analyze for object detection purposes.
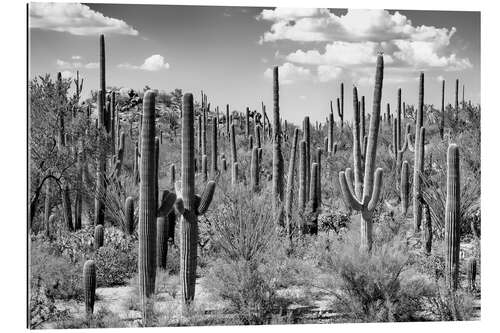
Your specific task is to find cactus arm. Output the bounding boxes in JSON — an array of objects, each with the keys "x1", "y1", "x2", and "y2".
[
  {"x1": 339, "y1": 171, "x2": 363, "y2": 211},
  {"x1": 197, "y1": 181, "x2": 216, "y2": 215},
  {"x1": 367, "y1": 168, "x2": 384, "y2": 211},
  {"x1": 407, "y1": 131, "x2": 415, "y2": 152},
  {"x1": 158, "y1": 190, "x2": 177, "y2": 217},
  {"x1": 345, "y1": 167, "x2": 356, "y2": 199}
]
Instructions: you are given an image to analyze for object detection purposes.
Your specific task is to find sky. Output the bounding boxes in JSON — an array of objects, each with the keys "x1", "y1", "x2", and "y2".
[{"x1": 29, "y1": 3, "x2": 480, "y2": 125}]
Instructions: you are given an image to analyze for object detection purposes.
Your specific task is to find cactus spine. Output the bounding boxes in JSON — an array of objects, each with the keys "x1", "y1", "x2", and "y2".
[
  {"x1": 445, "y1": 144, "x2": 460, "y2": 291},
  {"x1": 138, "y1": 91, "x2": 157, "y2": 318},
  {"x1": 339, "y1": 54, "x2": 385, "y2": 252},
  {"x1": 285, "y1": 128, "x2": 299, "y2": 238},
  {"x1": 83, "y1": 260, "x2": 96, "y2": 319},
  {"x1": 272, "y1": 66, "x2": 284, "y2": 225}
]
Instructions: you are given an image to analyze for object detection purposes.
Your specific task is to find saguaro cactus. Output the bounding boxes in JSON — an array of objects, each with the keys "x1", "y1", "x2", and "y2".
[
  {"x1": 445, "y1": 144, "x2": 460, "y2": 291},
  {"x1": 455, "y1": 79, "x2": 459, "y2": 121},
  {"x1": 303, "y1": 117, "x2": 311, "y2": 201},
  {"x1": 83, "y1": 260, "x2": 96, "y2": 319},
  {"x1": 400, "y1": 161, "x2": 410, "y2": 216},
  {"x1": 211, "y1": 116, "x2": 218, "y2": 177},
  {"x1": 125, "y1": 196, "x2": 135, "y2": 235},
  {"x1": 231, "y1": 162, "x2": 239, "y2": 185},
  {"x1": 94, "y1": 224, "x2": 104, "y2": 249},
  {"x1": 466, "y1": 258, "x2": 477, "y2": 292},
  {"x1": 308, "y1": 163, "x2": 319, "y2": 235},
  {"x1": 255, "y1": 125, "x2": 262, "y2": 148},
  {"x1": 298, "y1": 140, "x2": 307, "y2": 227},
  {"x1": 61, "y1": 181, "x2": 73, "y2": 231},
  {"x1": 246, "y1": 107, "x2": 250, "y2": 138},
  {"x1": 329, "y1": 102, "x2": 334, "y2": 152},
  {"x1": 272, "y1": 66, "x2": 284, "y2": 225},
  {"x1": 156, "y1": 217, "x2": 168, "y2": 269},
  {"x1": 99, "y1": 34, "x2": 105, "y2": 106},
  {"x1": 316, "y1": 148, "x2": 322, "y2": 206},
  {"x1": 226, "y1": 104, "x2": 230, "y2": 139},
  {"x1": 250, "y1": 147, "x2": 260, "y2": 192},
  {"x1": 285, "y1": 128, "x2": 299, "y2": 238},
  {"x1": 138, "y1": 91, "x2": 157, "y2": 315},
  {"x1": 412, "y1": 73, "x2": 425, "y2": 232},
  {"x1": 339, "y1": 54, "x2": 385, "y2": 252},
  {"x1": 177, "y1": 93, "x2": 216, "y2": 305},
  {"x1": 440, "y1": 80, "x2": 445, "y2": 139},
  {"x1": 422, "y1": 201, "x2": 432, "y2": 254},
  {"x1": 202, "y1": 154, "x2": 208, "y2": 182},
  {"x1": 338, "y1": 83, "x2": 344, "y2": 130},
  {"x1": 231, "y1": 123, "x2": 237, "y2": 164}
]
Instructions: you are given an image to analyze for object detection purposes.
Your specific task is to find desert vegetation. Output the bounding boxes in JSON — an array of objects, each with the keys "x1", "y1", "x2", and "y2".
[{"x1": 28, "y1": 34, "x2": 480, "y2": 328}]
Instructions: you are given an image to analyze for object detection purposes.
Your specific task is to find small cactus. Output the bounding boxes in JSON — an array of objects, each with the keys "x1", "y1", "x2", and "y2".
[
  {"x1": 466, "y1": 258, "x2": 477, "y2": 292},
  {"x1": 83, "y1": 260, "x2": 96, "y2": 319},
  {"x1": 400, "y1": 161, "x2": 410, "y2": 216},
  {"x1": 94, "y1": 224, "x2": 104, "y2": 249},
  {"x1": 125, "y1": 196, "x2": 135, "y2": 235}
]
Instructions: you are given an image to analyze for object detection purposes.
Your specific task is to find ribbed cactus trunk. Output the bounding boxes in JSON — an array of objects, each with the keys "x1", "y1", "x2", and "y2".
[
  {"x1": 94, "y1": 224, "x2": 104, "y2": 249},
  {"x1": 316, "y1": 148, "x2": 322, "y2": 206},
  {"x1": 125, "y1": 196, "x2": 135, "y2": 235},
  {"x1": 61, "y1": 182, "x2": 73, "y2": 231},
  {"x1": 211, "y1": 117, "x2": 218, "y2": 177},
  {"x1": 202, "y1": 106, "x2": 207, "y2": 157},
  {"x1": 246, "y1": 107, "x2": 250, "y2": 138},
  {"x1": 397, "y1": 89, "x2": 402, "y2": 147},
  {"x1": 339, "y1": 83, "x2": 344, "y2": 130},
  {"x1": 413, "y1": 72, "x2": 425, "y2": 232},
  {"x1": 328, "y1": 105, "x2": 334, "y2": 153},
  {"x1": 440, "y1": 80, "x2": 445, "y2": 139},
  {"x1": 255, "y1": 125, "x2": 262, "y2": 148},
  {"x1": 272, "y1": 66, "x2": 284, "y2": 225},
  {"x1": 226, "y1": 104, "x2": 230, "y2": 140},
  {"x1": 303, "y1": 116, "x2": 311, "y2": 201},
  {"x1": 180, "y1": 93, "x2": 198, "y2": 305},
  {"x1": 466, "y1": 258, "x2": 477, "y2": 292},
  {"x1": 83, "y1": 260, "x2": 96, "y2": 319},
  {"x1": 138, "y1": 91, "x2": 157, "y2": 318},
  {"x1": 230, "y1": 123, "x2": 237, "y2": 165},
  {"x1": 339, "y1": 54, "x2": 385, "y2": 252},
  {"x1": 445, "y1": 144, "x2": 460, "y2": 291},
  {"x1": 201, "y1": 155, "x2": 208, "y2": 182},
  {"x1": 156, "y1": 217, "x2": 168, "y2": 270},
  {"x1": 197, "y1": 115, "x2": 202, "y2": 155},
  {"x1": 422, "y1": 202, "x2": 432, "y2": 254},
  {"x1": 250, "y1": 147, "x2": 260, "y2": 192},
  {"x1": 231, "y1": 162, "x2": 239, "y2": 185},
  {"x1": 285, "y1": 128, "x2": 299, "y2": 239},
  {"x1": 455, "y1": 78, "x2": 459, "y2": 121},
  {"x1": 361, "y1": 96, "x2": 366, "y2": 144},
  {"x1": 308, "y1": 162, "x2": 319, "y2": 235},
  {"x1": 352, "y1": 87, "x2": 363, "y2": 199},
  {"x1": 155, "y1": 137, "x2": 159, "y2": 213},
  {"x1": 400, "y1": 161, "x2": 409, "y2": 216},
  {"x1": 298, "y1": 140, "x2": 307, "y2": 233},
  {"x1": 56, "y1": 72, "x2": 65, "y2": 150}
]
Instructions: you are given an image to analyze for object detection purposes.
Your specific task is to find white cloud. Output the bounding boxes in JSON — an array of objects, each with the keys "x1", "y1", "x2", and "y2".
[
  {"x1": 317, "y1": 65, "x2": 342, "y2": 82},
  {"x1": 299, "y1": 95, "x2": 307, "y2": 100},
  {"x1": 29, "y1": 3, "x2": 138, "y2": 36},
  {"x1": 56, "y1": 59, "x2": 98, "y2": 70},
  {"x1": 264, "y1": 62, "x2": 312, "y2": 85},
  {"x1": 118, "y1": 55, "x2": 170, "y2": 71},
  {"x1": 71, "y1": 55, "x2": 81, "y2": 60},
  {"x1": 258, "y1": 8, "x2": 471, "y2": 71},
  {"x1": 436, "y1": 75, "x2": 445, "y2": 82},
  {"x1": 60, "y1": 70, "x2": 74, "y2": 79}
]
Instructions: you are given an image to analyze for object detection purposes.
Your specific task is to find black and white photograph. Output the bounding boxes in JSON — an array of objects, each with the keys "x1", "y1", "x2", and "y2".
[{"x1": 22, "y1": 1, "x2": 490, "y2": 330}]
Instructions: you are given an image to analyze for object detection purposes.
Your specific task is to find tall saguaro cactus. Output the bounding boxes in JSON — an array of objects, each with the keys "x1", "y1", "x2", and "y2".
[
  {"x1": 338, "y1": 83, "x2": 344, "y2": 130},
  {"x1": 99, "y1": 34, "x2": 105, "y2": 103},
  {"x1": 125, "y1": 196, "x2": 135, "y2": 235},
  {"x1": 250, "y1": 147, "x2": 260, "y2": 192},
  {"x1": 440, "y1": 80, "x2": 445, "y2": 139},
  {"x1": 339, "y1": 54, "x2": 385, "y2": 252},
  {"x1": 211, "y1": 116, "x2": 218, "y2": 177},
  {"x1": 400, "y1": 161, "x2": 410, "y2": 216},
  {"x1": 138, "y1": 91, "x2": 157, "y2": 317},
  {"x1": 303, "y1": 116, "x2": 311, "y2": 201},
  {"x1": 445, "y1": 144, "x2": 460, "y2": 291},
  {"x1": 177, "y1": 93, "x2": 216, "y2": 306},
  {"x1": 328, "y1": 103, "x2": 334, "y2": 153},
  {"x1": 298, "y1": 140, "x2": 307, "y2": 230},
  {"x1": 412, "y1": 72, "x2": 425, "y2": 232},
  {"x1": 272, "y1": 66, "x2": 284, "y2": 225},
  {"x1": 455, "y1": 79, "x2": 459, "y2": 121},
  {"x1": 285, "y1": 128, "x2": 299, "y2": 238}
]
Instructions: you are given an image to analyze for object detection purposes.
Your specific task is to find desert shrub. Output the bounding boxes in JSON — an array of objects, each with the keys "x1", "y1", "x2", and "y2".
[
  {"x1": 319, "y1": 210, "x2": 350, "y2": 234},
  {"x1": 313, "y1": 222, "x2": 435, "y2": 322},
  {"x1": 29, "y1": 276, "x2": 71, "y2": 329},
  {"x1": 54, "y1": 307, "x2": 126, "y2": 329},
  {"x1": 94, "y1": 227, "x2": 138, "y2": 287},
  {"x1": 30, "y1": 238, "x2": 84, "y2": 301},
  {"x1": 203, "y1": 186, "x2": 293, "y2": 324}
]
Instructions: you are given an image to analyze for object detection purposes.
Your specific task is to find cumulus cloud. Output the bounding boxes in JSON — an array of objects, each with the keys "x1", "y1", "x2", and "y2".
[
  {"x1": 264, "y1": 62, "x2": 312, "y2": 84},
  {"x1": 258, "y1": 8, "x2": 471, "y2": 72},
  {"x1": 118, "y1": 55, "x2": 170, "y2": 71},
  {"x1": 71, "y1": 55, "x2": 81, "y2": 60},
  {"x1": 29, "y1": 3, "x2": 138, "y2": 36},
  {"x1": 60, "y1": 70, "x2": 74, "y2": 79},
  {"x1": 56, "y1": 59, "x2": 98, "y2": 69},
  {"x1": 317, "y1": 65, "x2": 343, "y2": 82}
]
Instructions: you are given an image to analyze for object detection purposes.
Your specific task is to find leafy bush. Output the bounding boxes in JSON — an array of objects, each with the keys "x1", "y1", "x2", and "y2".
[{"x1": 54, "y1": 307, "x2": 126, "y2": 329}]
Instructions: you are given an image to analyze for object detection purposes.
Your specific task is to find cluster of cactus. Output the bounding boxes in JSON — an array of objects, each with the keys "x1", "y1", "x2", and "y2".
[{"x1": 339, "y1": 54, "x2": 385, "y2": 252}]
